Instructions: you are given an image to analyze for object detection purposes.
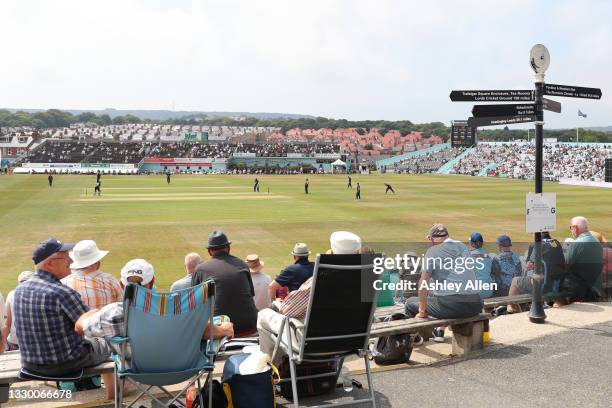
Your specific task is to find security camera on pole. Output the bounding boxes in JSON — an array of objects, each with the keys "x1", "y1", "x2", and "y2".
[{"x1": 450, "y1": 44, "x2": 602, "y2": 324}]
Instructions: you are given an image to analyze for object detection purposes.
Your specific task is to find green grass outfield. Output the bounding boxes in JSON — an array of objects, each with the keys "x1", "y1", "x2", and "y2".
[{"x1": 0, "y1": 173, "x2": 610, "y2": 294}]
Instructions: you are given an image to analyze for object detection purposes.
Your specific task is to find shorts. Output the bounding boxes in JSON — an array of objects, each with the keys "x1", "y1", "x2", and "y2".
[{"x1": 515, "y1": 276, "x2": 534, "y2": 295}]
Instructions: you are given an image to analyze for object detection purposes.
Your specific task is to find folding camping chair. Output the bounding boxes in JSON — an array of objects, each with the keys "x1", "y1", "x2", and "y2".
[
  {"x1": 108, "y1": 280, "x2": 217, "y2": 408},
  {"x1": 268, "y1": 253, "x2": 379, "y2": 408}
]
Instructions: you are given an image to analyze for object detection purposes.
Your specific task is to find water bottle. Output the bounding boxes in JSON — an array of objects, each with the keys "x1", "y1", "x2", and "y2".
[{"x1": 340, "y1": 366, "x2": 353, "y2": 392}]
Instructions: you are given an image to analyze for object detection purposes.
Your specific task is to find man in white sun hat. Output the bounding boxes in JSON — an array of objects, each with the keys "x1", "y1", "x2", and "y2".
[
  {"x1": 63, "y1": 240, "x2": 123, "y2": 310},
  {"x1": 257, "y1": 231, "x2": 362, "y2": 364}
]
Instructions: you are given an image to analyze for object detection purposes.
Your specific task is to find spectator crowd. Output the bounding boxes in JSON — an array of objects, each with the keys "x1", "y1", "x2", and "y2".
[
  {"x1": 451, "y1": 143, "x2": 611, "y2": 181},
  {"x1": 1, "y1": 218, "x2": 609, "y2": 399},
  {"x1": 395, "y1": 147, "x2": 466, "y2": 173}
]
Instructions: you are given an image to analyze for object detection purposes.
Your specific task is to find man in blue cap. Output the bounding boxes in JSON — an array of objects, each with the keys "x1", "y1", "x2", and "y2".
[
  {"x1": 14, "y1": 238, "x2": 112, "y2": 389},
  {"x1": 468, "y1": 233, "x2": 494, "y2": 299},
  {"x1": 192, "y1": 231, "x2": 258, "y2": 336},
  {"x1": 491, "y1": 235, "x2": 523, "y2": 296}
]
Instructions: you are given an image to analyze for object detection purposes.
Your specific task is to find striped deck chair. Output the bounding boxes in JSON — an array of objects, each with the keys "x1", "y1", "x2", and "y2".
[{"x1": 109, "y1": 280, "x2": 216, "y2": 408}]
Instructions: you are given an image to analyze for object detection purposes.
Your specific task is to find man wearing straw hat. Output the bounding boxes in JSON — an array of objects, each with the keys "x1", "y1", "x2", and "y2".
[
  {"x1": 267, "y1": 243, "x2": 314, "y2": 301},
  {"x1": 246, "y1": 254, "x2": 272, "y2": 310},
  {"x1": 63, "y1": 240, "x2": 123, "y2": 310}
]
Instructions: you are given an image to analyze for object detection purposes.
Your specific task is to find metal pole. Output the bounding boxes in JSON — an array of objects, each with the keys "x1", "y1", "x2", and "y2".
[
  {"x1": 576, "y1": 127, "x2": 579, "y2": 143},
  {"x1": 529, "y1": 78, "x2": 547, "y2": 324}
]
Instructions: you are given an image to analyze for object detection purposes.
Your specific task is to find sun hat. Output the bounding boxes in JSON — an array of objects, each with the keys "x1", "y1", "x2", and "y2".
[
  {"x1": 245, "y1": 254, "x2": 264, "y2": 273},
  {"x1": 69, "y1": 240, "x2": 109, "y2": 270},
  {"x1": 291, "y1": 243, "x2": 311, "y2": 257},
  {"x1": 330, "y1": 231, "x2": 362, "y2": 254},
  {"x1": 32, "y1": 237, "x2": 75, "y2": 265},
  {"x1": 120, "y1": 259, "x2": 155, "y2": 286}
]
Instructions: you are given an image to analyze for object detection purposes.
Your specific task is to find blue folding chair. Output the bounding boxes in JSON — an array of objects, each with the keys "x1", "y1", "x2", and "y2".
[{"x1": 109, "y1": 280, "x2": 216, "y2": 408}]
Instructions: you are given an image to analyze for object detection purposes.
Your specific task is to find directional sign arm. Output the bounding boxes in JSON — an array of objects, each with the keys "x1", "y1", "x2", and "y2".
[
  {"x1": 542, "y1": 98, "x2": 561, "y2": 113},
  {"x1": 468, "y1": 115, "x2": 536, "y2": 128},
  {"x1": 450, "y1": 90, "x2": 535, "y2": 102},
  {"x1": 543, "y1": 83, "x2": 601, "y2": 99},
  {"x1": 472, "y1": 103, "x2": 536, "y2": 117}
]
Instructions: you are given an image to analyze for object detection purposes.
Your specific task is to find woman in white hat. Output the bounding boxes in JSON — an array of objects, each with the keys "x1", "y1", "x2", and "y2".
[{"x1": 63, "y1": 240, "x2": 123, "y2": 310}]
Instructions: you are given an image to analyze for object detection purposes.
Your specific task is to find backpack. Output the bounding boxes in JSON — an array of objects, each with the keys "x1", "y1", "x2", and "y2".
[
  {"x1": 370, "y1": 313, "x2": 413, "y2": 365},
  {"x1": 222, "y1": 353, "x2": 277, "y2": 408},
  {"x1": 278, "y1": 356, "x2": 343, "y2": 400}
]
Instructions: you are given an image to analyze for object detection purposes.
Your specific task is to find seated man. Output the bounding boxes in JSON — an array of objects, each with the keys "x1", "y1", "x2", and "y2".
[
  {"x1": 491, "y1": 235, "x2": 523, "y2": 296},
  {"x1": 557, "y1": 216, "x2": 604, "y2": 305},
  {"x1": 14, "y1": 238, "x2": 112, "y2": 394},
  {"x1": 405, "y1": 224, "x2": 483, "y2": 342},
  {"x1": 170, "y1": 252, "x2": 201, "y2": 291},
  {"x1": 192, "y1": 231, "x2": 258, "y2": 336},
  {"x1": 508, "y1": 232, "x2": 565, "y2": 313},
  {"x1": 75, "y1": 259, "x2": 234, "y2": 359},
  {"x1": 63, "y1": 240, "x2": 123, "y2": 310},
  {"x1": 468, "y1": 232, "x2": 494, "y2": 299},
  {"x1": 258, "y1": 231, "x2": 362, "y2": 364},
  {"x1": 246, "y1": 254, "x2": 273, "y2": 310},
  {"x1": 268, "y1": 243, "x2": 314, "y2": 301}
]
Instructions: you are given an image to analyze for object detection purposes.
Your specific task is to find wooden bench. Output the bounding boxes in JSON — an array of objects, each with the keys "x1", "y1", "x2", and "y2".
[
  {"x1": 375, "y1": 294, "x2": 535, "y2": 318},
  {"x1": 370, "y1": 313, "x2": 490, "y2": 357},
  {"x1": 483, "y1": 294, "x2": 532, "y2": 312},
  {"x1": 0, "y1": 351, "x2": 114, "y2": 405}
]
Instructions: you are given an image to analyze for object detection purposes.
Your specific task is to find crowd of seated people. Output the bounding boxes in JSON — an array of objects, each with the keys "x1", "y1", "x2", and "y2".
[
  {"x1": 234, "y1": 143, "x2": 339, "y2": 157},
  {"x1": 25, "y1": 140, "x2": 99, "y2": 163},
  {"x1": 1, "y1": 220, "x2": 608, "y2": 399},
  {"x1": 21, "y1": 140, "x2": 341, "y2": 165},
  {"x1": 395, "y1": 147, "x2": 465, "y2": 173},
  {"x1": 451, "y1": 143, "x2": 611, "y2": 181}
]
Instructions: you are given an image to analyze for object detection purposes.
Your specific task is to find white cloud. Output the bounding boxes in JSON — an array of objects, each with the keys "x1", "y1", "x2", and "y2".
[{"x1": 0, "y1": 0, "x2": 609, "y2": 128}]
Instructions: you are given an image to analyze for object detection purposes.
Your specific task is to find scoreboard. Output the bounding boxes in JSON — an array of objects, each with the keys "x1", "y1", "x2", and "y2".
[{"x1": 451, "y1": 120, "x2": 476, "y2": 147}]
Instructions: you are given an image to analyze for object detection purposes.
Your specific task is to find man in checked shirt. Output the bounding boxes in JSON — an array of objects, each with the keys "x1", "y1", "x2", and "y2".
[
  {"x1": 14, "y1": 238, "x2": 114, "y2": 398},
  {"x1": 257, "y1": 231, "x2": 362, "y2": 365},
  {"x1": 62, "y1": 240, "x2": 123, "y2": 310}
]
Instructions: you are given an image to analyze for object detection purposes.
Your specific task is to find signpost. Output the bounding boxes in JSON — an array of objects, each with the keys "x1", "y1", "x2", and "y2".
[
  {"x1": 449, "y1": 43, "x2": 602, "y2": 324},
  {"x1": 472, "y1": 103, "x2": 536, "y2": 117}
]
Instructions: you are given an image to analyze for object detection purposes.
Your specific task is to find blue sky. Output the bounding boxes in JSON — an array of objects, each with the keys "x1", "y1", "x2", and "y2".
[{"x1": 0, "y1": 0, "x2": 610, "y2": 128}]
